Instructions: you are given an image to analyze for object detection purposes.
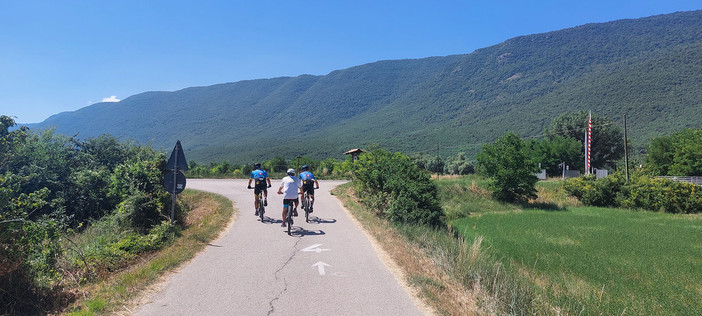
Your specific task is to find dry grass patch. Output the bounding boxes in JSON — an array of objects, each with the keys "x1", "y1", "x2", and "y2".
[
  {"x1": 182, "y1": 194, "x2": 219, "y2": 227},
  {"x1": 431, "y1": 174, "x2": 463, "y2": 180},
  {"x1": 333, "y1": 184, "x2": 478, "y2": 315},
  {"x1": 468, "y1": 181, "x2": 490, "y2": 197}
]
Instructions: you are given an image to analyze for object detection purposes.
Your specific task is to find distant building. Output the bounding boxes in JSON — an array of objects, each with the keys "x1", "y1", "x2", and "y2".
[{"x1": 344, "y1": 148, "x2": 365, "y2": 162}]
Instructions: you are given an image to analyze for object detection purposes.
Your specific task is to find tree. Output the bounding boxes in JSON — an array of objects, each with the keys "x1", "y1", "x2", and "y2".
[
  {"x1": 646, "y1": 129, "x2": 702, "y2": 176},
  {"x1": 426, "y1": 156, "x2": 444, "y2": 174},
  {"x1": 443, "y1": 152, "x2": 475, "y2": 175},
  {"x1": 477, "y1": 132, "x2": 538, "y2": 203},
  {"x1": 531, "y1": 135, "x2": 583, "y2": 176},
  {"x1": 268, "y1": 156, "x2": 288, "y2": 173},
  {"x1": 545, "y1": 111, "x2": 624, "y2": 170}
]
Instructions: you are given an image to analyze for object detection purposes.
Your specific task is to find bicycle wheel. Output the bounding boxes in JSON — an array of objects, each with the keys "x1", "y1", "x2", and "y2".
[
  {"x1": 259, "y1": 202, "x2": 265, "y2": 221},
  {"x1": 304, "y1": 194, "x2": 310, "y2": 222},
  {"x1": 287, "y1": 205, "x2": 292, "y2": 235}
]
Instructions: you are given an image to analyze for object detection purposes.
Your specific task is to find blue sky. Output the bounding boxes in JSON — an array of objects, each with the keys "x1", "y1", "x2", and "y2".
[{"x1": 1, "y1": 1, "x2": 700, "y2": 123}]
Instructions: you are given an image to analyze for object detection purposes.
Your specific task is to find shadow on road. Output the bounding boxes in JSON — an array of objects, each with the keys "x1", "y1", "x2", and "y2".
[
  {"x1": 306, "y1": 216, "x2": 337, "y2": 224},
  {"x1": 294, "y1": 228, "x2": 326, "y2": 236},
  {"x1": 259, "y1": 216, "x2": 279, "y2": 224}
]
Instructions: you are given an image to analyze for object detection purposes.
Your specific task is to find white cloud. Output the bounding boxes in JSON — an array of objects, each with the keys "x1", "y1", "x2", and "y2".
[{"x1": 102, "y1": 96, "x2": 120, "y2": 102}]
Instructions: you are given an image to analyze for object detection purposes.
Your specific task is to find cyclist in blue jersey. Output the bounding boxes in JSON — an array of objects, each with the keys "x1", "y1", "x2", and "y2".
[
  {"x1": 247, "y1": 163, "x2": 271, "y2": 216},
  {"x1": 298, "y1": 165, "x2": 320, "y2": 212}
]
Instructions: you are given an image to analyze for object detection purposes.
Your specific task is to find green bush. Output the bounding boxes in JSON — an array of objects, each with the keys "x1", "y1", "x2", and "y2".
[
  {"x1": 563, "y1": 174, "x2": 627, "y2": 207},
  {"x1": 564, "y1": 173, "x2": 702, "y2": 213},
  {"x1": 353, "y1": 148, "x2": 442, "y2": 226},
  {"x1": 114, "y1": 191, "x2": 174, "y2": 233}
]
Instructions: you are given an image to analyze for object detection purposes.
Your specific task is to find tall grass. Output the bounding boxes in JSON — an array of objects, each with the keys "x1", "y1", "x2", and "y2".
[
  {"x1": 392, "y1": 223, "x2": 541, "y2": 314},
  {"x1": 452, "y1": 207, "x2": 702, "y2": 315}
]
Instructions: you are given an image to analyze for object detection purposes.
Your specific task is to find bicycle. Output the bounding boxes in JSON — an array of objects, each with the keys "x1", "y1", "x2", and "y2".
[
  {"x1": 301, "y1": 185, "x2": 319, "y2": 223},
  {"x1": 302, "y1": 192, "x2": 311, "y2": 223},
  {"x1": 250, "y1": 188, "x2": 265, "y2": 222},
  {"x1": 285, "y1": 201, "x2": 294, "y2": 235}
]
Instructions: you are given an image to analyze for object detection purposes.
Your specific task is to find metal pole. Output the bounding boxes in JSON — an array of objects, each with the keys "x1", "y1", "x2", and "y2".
[
  {"x1": 588, "y1": 111, "x2": 592, "y2": 175},
  {"x1": 171, "y1": 144, "x2": 178, "y2": 223},
  {"x1": 584, "y1": 129, "x2": 588, "y2": 175},
  {"x1": 624, "y1": 114, "x2": 629, "y2": 183}
]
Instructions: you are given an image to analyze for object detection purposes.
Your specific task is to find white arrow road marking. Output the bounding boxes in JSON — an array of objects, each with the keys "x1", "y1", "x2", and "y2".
[
  {"x1": 301, "y1": 244, "x2": 331, "y2": 253},
  {"x1": 312, "y1": 262, "x2": 331, "y2": 275}
]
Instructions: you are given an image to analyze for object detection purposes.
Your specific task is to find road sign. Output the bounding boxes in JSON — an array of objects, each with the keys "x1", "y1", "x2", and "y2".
[
  {"x1": 166, "y1": 140, "x2": 188, "y2": 171},
  {"x1": 165, "y1": 171, "x2": 186, "y2": 194}
]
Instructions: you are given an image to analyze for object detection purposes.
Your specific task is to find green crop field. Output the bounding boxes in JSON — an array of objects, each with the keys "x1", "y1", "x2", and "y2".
[{"x1": 451, "y1": 205, "x2": 702, "y2": 314}]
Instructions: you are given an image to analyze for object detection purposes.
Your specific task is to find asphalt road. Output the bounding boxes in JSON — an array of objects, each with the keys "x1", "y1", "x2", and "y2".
[{"x1": 134, "y1": 179, "x2": 427, "y2": 315}]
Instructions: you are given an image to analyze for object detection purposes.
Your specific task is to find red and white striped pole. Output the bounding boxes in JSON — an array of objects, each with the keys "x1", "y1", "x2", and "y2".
[{"x1": 587, "y1": 111, "x2": 592, "y2": 175}]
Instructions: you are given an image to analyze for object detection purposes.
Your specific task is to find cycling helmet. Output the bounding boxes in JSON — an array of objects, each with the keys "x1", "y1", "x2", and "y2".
[
  {"x1": 301, "y1": 165, "x2": 309, "y2": 171},
  {"x1": 254, "y1": 163, "x2": 261, "y2": 169},
  {"x1": 287, "y1": 168, "x2": 295, "y2": 176}
]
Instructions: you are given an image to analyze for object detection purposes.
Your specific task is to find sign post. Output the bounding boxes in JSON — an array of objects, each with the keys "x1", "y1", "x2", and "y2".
[{"x1": 165, "y1": 140, "x2": 188, "y2": 223}]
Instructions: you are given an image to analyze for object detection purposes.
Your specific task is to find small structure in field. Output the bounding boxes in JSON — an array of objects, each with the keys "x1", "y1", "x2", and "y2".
[{"x1": 344, "y1": 148, "x2": 365, "y2": 162}]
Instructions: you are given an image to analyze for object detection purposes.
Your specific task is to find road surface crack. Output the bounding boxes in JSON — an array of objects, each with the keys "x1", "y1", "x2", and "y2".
[{"x1": 267, "y1": 237, "x2": 303, "y2": 315}]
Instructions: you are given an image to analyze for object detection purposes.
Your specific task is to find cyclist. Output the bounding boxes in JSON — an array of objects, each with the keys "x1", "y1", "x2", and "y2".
[
  {"x1": 247, "y1": 163, "x2": 271, "y2": 216},
  {"x1": 277, "y1": 168, "x2": 301, "y2": 227},
  {"x1": 298, "y1": 165, "x2": 320, "y2": 212}
]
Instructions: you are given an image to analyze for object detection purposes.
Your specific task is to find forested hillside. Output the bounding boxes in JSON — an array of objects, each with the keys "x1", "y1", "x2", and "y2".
[{"x1": 26, "y1": 10, "x2": 702, "y2": 163}]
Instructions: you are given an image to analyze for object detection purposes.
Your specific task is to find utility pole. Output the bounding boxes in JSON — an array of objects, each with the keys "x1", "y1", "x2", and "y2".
[
  {"x1": 624, "y1": 114, "x2": 629, "y2": 183},
  {"x1": 437, "y1": 142, "x2": 441, "y2": 178}
]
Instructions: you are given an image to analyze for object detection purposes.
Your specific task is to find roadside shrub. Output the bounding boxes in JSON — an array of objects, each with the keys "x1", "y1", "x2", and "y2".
[
  {"x1": 144, "y1": 221, "x2": 181, "y2": 249},
  {"x1": 0, "y1": 117, "x2": 178, "y2": 314},
  {"x1": 115, "y1": 191, "x2": 173, "y2": 233},
  {"x1": 354, "y1": 148, "x2": 442, "y2": 226}
]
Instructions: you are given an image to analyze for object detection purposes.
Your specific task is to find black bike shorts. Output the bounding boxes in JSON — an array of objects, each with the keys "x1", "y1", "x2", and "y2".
[
  {"x1": 254, "y1": 182, "x2": 268, "y2": 195},
  {"x1": 302, "y1": 182, "x2": 315, "y2": 195},
  {"x1": 283, "y1": 198, "x2": 298, "y2": 207}
]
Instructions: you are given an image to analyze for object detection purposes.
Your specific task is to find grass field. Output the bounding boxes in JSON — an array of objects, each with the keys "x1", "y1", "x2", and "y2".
[{"x1": 444, "y1": 176, "x2": 702, "y2": 315}]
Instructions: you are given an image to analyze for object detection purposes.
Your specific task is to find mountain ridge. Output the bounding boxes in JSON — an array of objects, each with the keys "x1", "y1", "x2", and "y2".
[{"x1": 25, "y1": 10, "x2": 702, "y2": 163}]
